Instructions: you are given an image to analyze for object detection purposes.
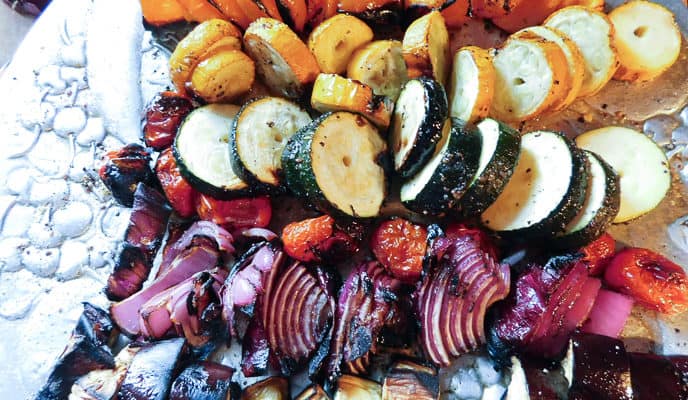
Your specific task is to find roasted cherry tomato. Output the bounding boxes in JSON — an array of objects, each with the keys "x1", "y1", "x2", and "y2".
[
  {"x1": 155, "y1": 147, "x2": 198, "y2": 218},
  {"x1": 371, "y1": 218, "x2": 428, "y2": 283},
  {"x1": 579, "y1": 233, "x2": 616, "y2": 276},
  {"x1": 143, "y1": 91, "x2": 194, "y2": 150},
  {"x1": 196, "y1": 194, "x2": 272, "y2": 230},
  {"x1": 99, "y1": 144, "x2": 155, "y2": 207},
  {"x1": 281, "y1": 215, "x2": 357, "y2": 262},
  {"x1": 604, "y1": 247, "x2": 688, "y2": 315}
]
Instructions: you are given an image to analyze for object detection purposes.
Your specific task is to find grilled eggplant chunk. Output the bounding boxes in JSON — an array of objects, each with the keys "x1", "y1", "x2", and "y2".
[
  {"x1": 382, "y1": 360, "x2": 439, "y2": 400},
  {"x1": 98, "y1": 144, "x2": 156, "y2": 207},
  {"x1": 628, "y1": 352, "x2": 688, "y2": 399},
  {"x1": 242, "y1": 377, "x2": 290, "y2": 399},
  {"x1": 69, "y1": 346, "x2": 139, "y2": 400},
  {"x1": 118, "y1": 338, "x2": 188, "y2": 400},
  {"x1": 169, "y1": 362, "x2": 237, "y2": 400}
]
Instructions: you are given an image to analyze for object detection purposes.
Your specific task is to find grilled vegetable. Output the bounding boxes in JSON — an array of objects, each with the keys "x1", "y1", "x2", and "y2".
[
  {"x1": 579, "y1": 232, "x2": 616, "y2": 276},
  {"x1": 389, "y1": 77, "x2": 448, "y2": 179},
  {"x1": 276, "y1": 0, "x2": 308, "y2": 32},
  {"x1": 545, "y1": 6, "x2": 618, "y2": 97},
  {"x1": 609, "y1": 1, "x2": 681, "y2": 82},
  {"x1": 371, "y1": 218, "x2": 427, "y2": 283},
  {"x1": 490, "y1": 34, "x2": 571, "y2": 121},
  {"x1": 196, "y1": 194, "x2": 272, "y2": 229},
  {"x1": 156, "y1": 147, "x2": 199, "y2": 218},
  {"x1": 334, "y1": 375, "x2": 382, "y2": 400},
  {"x1": 118, "y1": 338, "x2": 188, "y2": 400},
  {"x1": 381, "y1": 360, "x2": 439, "y2": 400},
  {"x1": 448, "y1": 46, "x2": 495, "y2": 123},
  {"x1": 455, "y1": 118, "x2": 521, "y2": 216},
  {"x1": 169, "y1": 362, "x2": 236, "y2": 400},
  {"x1": 629, "y1": 352, "x2": 688, "y2": 399},
  {"x1": 169, "y1": 19, "x2": 243, "y2": 93},
  {"x1": 307, "y1": 14, "x2": 374, "y2": 74},
  {"x1": 403, "y1": 0, "x2": 445, "y2": 20},
  {"x1": 282, "y1": 112, "x2": 387, "y2": 218},
  {"x1": 402, "y1": 11, "x2": 450, "y2": 86},
  {"x1": 554, "y1": 151, "x2": 620, "y2": 248},
  {"x1": 69, "y1": 345, "x2": 139, "y2": 400},
  {"x1": 604, "y1": 247, "x2": 688, "y2": 315},
  {"x1": 244, "y1": 18, "x2": 320, "y2": 98},
  {"x1": 242, "y1": 377, "x2": 289, "y2": 399},
  {"x1": 311, "y1": 74, "x2": 393, "y2": 129},
  {"x1": 296, "y1": 385, "x2": 331, "y2": 400},
  {"x1": 581, "y1": 288, "x2": 634, "y2": 338},
  {"x1": 177, "y1": 0, "x2": 226, "y2": 21},
  {"x1": 98, "y1": 144, "x2": 156, "y2": 208},
  {"x1": 440, "y1": 0, "x2": 469, "y2": 28},
  {"x1": 281, "y1": 215, "x2": 357, "y2": 262},
  {"x1": 144, "y1": 92, "x2": 194, "y2": 150},
  {"x1": 230, "y1": 97, "x2": 311, "y2": 191},
  {"x1": 190, "y1": 49, "x2": 255, "y2": 103},
  {"x1": 491, "y1": 0, "x2": 562, "y2": 33},
  {"x1": 400, "y1": 119, "x2": 481, "y2": 216},
  {"x1": 504, "y1": 357, "x2": 569, "y2": 400},
  {"x1": 347, "y1": 40, "x2": 408, "y2": 101},
  {"x1": 337, "y1": 0, "x2": 402, "y2": 25},
  {"x1": 481, "y1": 131, "x2": 588, "y2": 238},
  {"x1": 575, "y1": 126, "x2": 670, "y2": 223},
  {"x1": 141, "y1": 0, "x2": 186, "y2": 27},
  {"x1": 210, "y1": 0, "x2": 252, "y2": 28},
  {"x1": 513, "y1": 25, "x2": 585, "y2": 111},
  {"x1": 174, "y1": 104, "x2": 251, "y2": 199},
  {"x1": 471, "y1": 0, "x2": 523, "y2": 18},
  {"x1": 233, "y1": 0, "x2": 271, "y2": 23}
]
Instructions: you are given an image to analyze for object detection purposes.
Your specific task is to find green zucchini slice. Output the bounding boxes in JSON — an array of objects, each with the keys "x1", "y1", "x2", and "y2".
[
  {"x1": 456, "y1": 118, "x2": 521, "y2": 216},
  {"x1": 481, "y1": 130, "x2": 589, "y2": 238},
  {"x1": 554, "y1": 150, "x2": 620, "y2": 248},
  {"x1": 400, "y1": 118, "x2": 482, "y2": 216},
  {"x1": 230, "y1": 96, "x2": 311, "y2": 192},
  {"x1": 173, "y1": 104, "x2": 251, "y2": 199},
  {"x1": 389, "y1": 77, "x2": 448, "y2": 179},
  {"x1": 282, "y1": 112, "x2": 388, "y2": 218}
]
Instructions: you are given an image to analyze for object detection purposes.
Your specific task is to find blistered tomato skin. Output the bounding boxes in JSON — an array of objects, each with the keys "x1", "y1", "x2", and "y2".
[
  {"x1": 371, "y1": 218, "x2": 428, "y2": 283},
  {"x1": 144, "y1": 91, "x2": 194, "y2": 150},
  {"x1": 580, "y1": 233, "x2": 616, "y2": 276},
  {"x1": 604, "y1": 247, "x2": 688, "y2": 315},
  {"x1": 196, "y1": 194, "x2": 272, "y2": 230},
  {"x1": 155, "y1": 147, "x2": 198, "y2": 218},
  {"x1": 281, "y1": 215, "x2": 357, "y2": 263}
]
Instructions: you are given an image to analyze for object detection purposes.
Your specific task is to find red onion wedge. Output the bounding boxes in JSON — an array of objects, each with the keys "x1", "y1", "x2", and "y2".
[
  {"x1": 581, "y1": 289, "x2": 634, "y2": 338},
  {"x1": 241, "y1": 319, "x2": 273, "y2": 377},
  {"x1": 158, "y1": 221, "x2": 235, "y2": 277},
  {"x1": 417, "y1": 229, "x2": 510, "y2": 367}
]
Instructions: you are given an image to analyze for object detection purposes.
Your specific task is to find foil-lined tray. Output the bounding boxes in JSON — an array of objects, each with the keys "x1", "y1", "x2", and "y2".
[{"x1": 0, "y1": 0, "x2": 686, "y2": 398}]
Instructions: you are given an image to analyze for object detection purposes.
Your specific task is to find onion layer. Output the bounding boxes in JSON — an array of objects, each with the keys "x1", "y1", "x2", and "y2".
[{"x1": 581, "y1": 289, "x2": 634, "y2": 338}]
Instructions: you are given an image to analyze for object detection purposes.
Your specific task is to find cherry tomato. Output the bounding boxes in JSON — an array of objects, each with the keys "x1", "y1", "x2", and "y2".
[
  {"x1": 143, "y1": 91, "x2": 193, "y2": 150},
  {"x1": 281, "y1": 215, "x2": 357, "y2": 262},
  {"x1": 579, "y1": 233, "x2": 616, "y2": 276},
  {"x1": 604, "y1": 247, "x2": 688, "y2": 315},
  {"x1": 371, "y1": 218, "x2": 428, "y2": 283},
  {"x1": 196, "y1": 194, "x2": 272, "y2": 229},
  {"x1": 155, "y1": 148, "x2": 198, "y2": 218}
]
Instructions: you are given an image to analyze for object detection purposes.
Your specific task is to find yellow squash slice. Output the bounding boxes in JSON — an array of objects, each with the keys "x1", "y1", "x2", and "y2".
[
  {"x1": 490, "y1": 35, "x2": 571, "y2": 122},
  {"x1": 514, "y1": 26, "x2": 585, "y2": 111},
  {"x1": 402, "y1": 10, "x2": 450, "y2": 86},
  {"x1": 311, "y1": 73, "x2": 393, "y2": 129},
  {"x1": 169, "y1": 19, "x2": 243, "y2": 93},
  {"x1": 448, "y1": 46, "x2": 495, "y2": 123},
  {"x1": 608, "y1": 0, "x2": 682, "y2": 82},
  {"x1": 244, "y1": 17, "x2": 321, "y2": 98},
  {"x1": 189, "y1": 49, "x2": 255, "y2": 102},
  {"x1": 347, "y1": 40, "x2": 408, "y2": 101},
  {"x1": 545, "y1": 6, "x2": 619, "y2": 97},
  {"x1": 307, "y1": 14, "x2": 374, "y2": 74}
]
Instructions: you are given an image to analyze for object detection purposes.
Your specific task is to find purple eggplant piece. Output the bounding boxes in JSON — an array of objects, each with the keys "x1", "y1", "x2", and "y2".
[
  {"x1": 3, "y1": 0, "x2": 50, "y2": 16},
  {"x1": 106, "y1": 184, "x2": 171, "y2": 301},
  {"x1": 169, "y1": 362, "x2": 235, "y2": 400},
  {"x1": 668, "y1": 355, "x2": 688, "y2": 386},
  {"x1": 628, "y1": 352, "x2": 688, "y2": 399},
  {"x1": 118, "y1": 338, "x2": 187, "y2": 400},
  {"x1": 241, "y1": 318, "x2": 272, "y2": 377},
  {"x1": 99, "y1": 144, "x2": 157, "y2": 207},
  {"x1": 567, "y1": 332, "x2": 633, "y2": 400},
  {"x1": 521, "y1": 359, "x2": 568, "y2": 400},
  {"x1": 34, "y1": 304, "x2": 117, "y2": 400}
]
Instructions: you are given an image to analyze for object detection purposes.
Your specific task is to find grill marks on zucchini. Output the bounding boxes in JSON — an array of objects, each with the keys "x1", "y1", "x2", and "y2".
[
  {"x1": 282, "y1": 112, "x2": 387, "y2": 218},
  {"x1": 481, "y1": 130, "x2": 589, "y2": 237},
  {"x1": 173, "y1": 104, "x2": 251, "y2": 199},
  {"x1": 230, "y1": 97, "x2": 311, "y2": 192},
  {"x1": 390, "y1": 78, "x2": 448, "y2": 179}
]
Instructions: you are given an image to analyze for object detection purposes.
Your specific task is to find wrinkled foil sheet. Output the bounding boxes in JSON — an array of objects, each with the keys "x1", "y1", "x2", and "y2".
[{"x1": 0, "y1": 0, "x2": 686, "y2": 399}]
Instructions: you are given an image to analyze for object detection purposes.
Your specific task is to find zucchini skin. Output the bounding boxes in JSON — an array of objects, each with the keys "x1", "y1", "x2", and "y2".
[
  {"x1": 402, "y1": 118, "x2": 482, "y2": 216},
  {"x1": 553, "y1": 151, "x2": 620, "y2": 249},
  {"x1": 457, "y1": 119, "x2": 521, "y2": 216},
  {"x1": 392, "y1": 77, "x2": 449, "y2": 179}
]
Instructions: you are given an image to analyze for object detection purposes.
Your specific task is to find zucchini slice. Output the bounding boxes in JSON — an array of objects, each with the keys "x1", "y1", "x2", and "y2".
[
  {"x1": 448, "y1": 46, "x2": 495, "y2": 124},
  {"x1": 481, "y1": 130, "x2": 589, "y2": 237},
  {"x1": 554, "y1": 150, "x2": 620, "y2": 248},
  {"x1": 456, "y1": 118, "x2": 521, "y2": 216},
  {"x1": 389, "y1": 78, "x2": 448, "y2": 179},
  {"x1": 307, "y1": 14, "x2": 374, "y2": 74},
  {"x1": 402, "y1": 10, "x2": 450, "y2": 86},
  {"x1": 230, "y1": 97, "x2": 312, "y2": 192},
  {"x1": 173, "y1": 104, "x2": 250, "y2": 199},
  {"x1": 400, "y1": 118, "x2": 482, "y2": 216},
  {"x1": 282, "y1": 112, "x2": 388, "y2": 218},
  {"x1": 575, "y1": 126, "x2": 670, "y2": 223},
  {"x1": 311, "y1": 73, "x2": 393, "y2": 130},
  {"x1": 347, "y1": 40, "x2": 408, "y2": 102}
]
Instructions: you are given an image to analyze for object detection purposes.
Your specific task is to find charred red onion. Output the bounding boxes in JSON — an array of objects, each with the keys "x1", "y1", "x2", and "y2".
[
  {"x1": 417, "y1": 230, "x2": 510, "y2": 367},
  {"x1": 581, "y1": 289, "x2": 634, "y2": 338},
  {"x1": 169, "y1": 362, "x2": 238, "y2": 400},
  {"x1": 241, "y1": 319, "x2": 273, "y2": 377},
  {"x1": 98, "y1": 144, "x2": 157, "y2": 207}
]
